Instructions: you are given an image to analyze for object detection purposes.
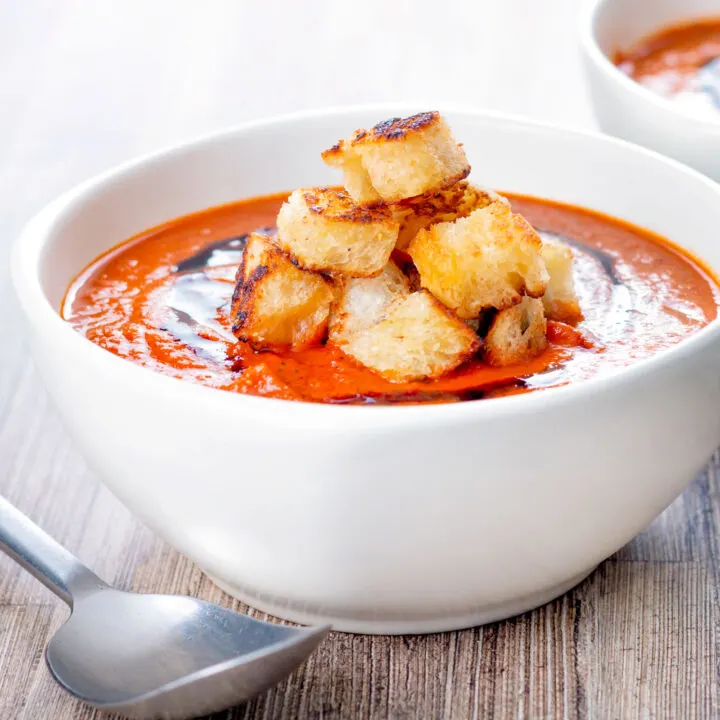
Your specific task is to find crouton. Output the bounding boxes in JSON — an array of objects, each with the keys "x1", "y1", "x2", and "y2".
[
  {"x1": 321, "y1": 111, "x2": 470, "y2": 204},
  {"x1": 483, "y1": 297, "x2": 547, "y2": 366},
  {"x1": 395, "y1": 181, "x2": 505, "y2": 250},
  {"x1": 231, "y1": 232, "x2": 336, "y2": 350},
  {"x1": 338, "y1": 290, "x2": 481, "y2": 383},
  {"x1": 408, "y1": 200, "x2": 549, "y2": 318},
  {"x1": 328, "y1": 261, "x2": 410, "y2": 345},
  {"x1": 276, "y1": 187, "x2": 399, "y2": 277},
  {"x1": 541, "y1": 239, "x2": 583, "y2": 324}
]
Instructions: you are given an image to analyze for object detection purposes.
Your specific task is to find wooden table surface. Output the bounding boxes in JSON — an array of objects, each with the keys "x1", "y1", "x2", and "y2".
[{"x1": 1, "y1": 1, "x2": 718, "y2": 718}]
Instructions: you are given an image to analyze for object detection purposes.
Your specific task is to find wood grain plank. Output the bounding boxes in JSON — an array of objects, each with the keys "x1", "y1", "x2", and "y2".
[
  {"x1": 0, "y1": 606, "x2": 56, "y2": 719},
  {"x1": 577, "y1": 562, "x2": 718, "y2": 719}
]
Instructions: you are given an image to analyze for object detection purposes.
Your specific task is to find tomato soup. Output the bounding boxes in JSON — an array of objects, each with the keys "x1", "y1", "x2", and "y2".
[
  {"x1": 615, "y1": 17, "x2": 720, "y2": 119},
  {"x1": 62, "y1": 193, "x2": 720, "y2": 405}
]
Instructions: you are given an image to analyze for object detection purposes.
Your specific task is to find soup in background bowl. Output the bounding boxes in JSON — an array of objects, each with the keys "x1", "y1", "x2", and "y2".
[
  {"x1": 12, "y1": 107, "x2": 720, "y2": 633},
  {"x1": 615, "y1": 16, "x2": 720, "y2": 121}
]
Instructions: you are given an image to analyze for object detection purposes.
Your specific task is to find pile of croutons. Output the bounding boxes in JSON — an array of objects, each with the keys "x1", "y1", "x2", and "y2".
[{"x1": 231, "y1": 112, "x2": 581, "y2": 383}]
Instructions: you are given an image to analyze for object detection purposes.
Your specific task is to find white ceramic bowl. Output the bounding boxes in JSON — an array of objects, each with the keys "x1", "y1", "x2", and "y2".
[
  {"x1": 581, "y1": 0, "x2": 720, "y2": 181},
  {"x1": 12, "y1": 107, "x2": 720, "y2": 634}
]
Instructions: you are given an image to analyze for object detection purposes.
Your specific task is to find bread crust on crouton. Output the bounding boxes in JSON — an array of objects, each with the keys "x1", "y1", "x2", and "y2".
[
  {"x1": 395, "y1": 182, "x2": 505, "y2": 250},
  {"x1": 541, "y1": 239, "x2": 583, "y2": 325},
  {"x1": 322, "y1": 111, "x2": 470, "y2": 204},
  {"x1": 483, "y1": 297, "x2": 547, "y2": 366},
  {"x1": 338, "y1": 290, "x2": 481, "y2": 383},
  {"x1": 408, "y1": 200, "x2": 549, "y2": 318},
  {"x1": 232, "y1": 232, "x2": 336, "y2": 350},
  {"x1": 276, "y1": 188, "x2": 399, "y2": 277},
  {"x1": 328, "y1": 261, "x2": 410, "y2": 345}
]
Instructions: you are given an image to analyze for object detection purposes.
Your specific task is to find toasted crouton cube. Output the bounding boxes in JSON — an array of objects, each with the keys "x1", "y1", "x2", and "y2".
[
  {"x1": 321, "y1": 111, "x2": 470, "y2": 204},
  {"x1": 231, "y1": 232, "x2": 336, "y2": 350},
  {"x1": 276, "y1": 188, "x2": 399, "y2": 277},
  {"x1": 541, "y1": 239, "x2": 583, "y2": 324},
  {"x1": 395, "y1": 182, "x2": 506, "y2": 250},
  {"x1": 408, "y1": 200, "x2": 549, "y2": 318},
  {"x1": 329, "y1": 261, "x2": 410, "y2": 345},
  {"x1": 483, "y1": 297, "x2": 547, "y2": 366},
  {"x1": 338, "y1": 290, "x2": 481, "y2": 382}
]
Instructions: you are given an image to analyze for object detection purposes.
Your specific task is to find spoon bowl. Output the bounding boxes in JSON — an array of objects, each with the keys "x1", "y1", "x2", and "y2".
[{"x1": 47, "y1": 589, "x2": 329, "y2": 719}]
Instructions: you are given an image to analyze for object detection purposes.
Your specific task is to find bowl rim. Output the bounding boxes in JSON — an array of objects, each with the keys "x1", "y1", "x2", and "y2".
[
  {"x1": 12, "y1": 104, "x2": 720, "y2": 429},
  {"x1": 579, "y1": 0, "x2": 720, "y2": 134}
]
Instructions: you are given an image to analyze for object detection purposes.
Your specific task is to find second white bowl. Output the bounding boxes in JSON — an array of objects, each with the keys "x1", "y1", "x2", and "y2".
[{"x1": 581, "y1": 0, "x2": 720, "y2": 181}]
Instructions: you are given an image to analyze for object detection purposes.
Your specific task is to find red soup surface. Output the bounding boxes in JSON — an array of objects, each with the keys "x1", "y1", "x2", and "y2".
[
  {"x1": 615, "y1": 17, "x2": 720, "y2": 118},
  {"x1": 62, "y1": 193, "x2": 720, "y2": 405}
]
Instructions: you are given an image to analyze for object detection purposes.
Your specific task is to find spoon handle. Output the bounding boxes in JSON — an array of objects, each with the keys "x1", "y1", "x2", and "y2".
[{"x1": 0, "y1": 495, "x2": 107, "y2": 607}]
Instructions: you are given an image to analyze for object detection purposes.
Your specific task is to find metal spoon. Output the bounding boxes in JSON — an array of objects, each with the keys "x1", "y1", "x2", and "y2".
[{"x1": 0, "y1": 496, "x2": 329, "y2": 719}]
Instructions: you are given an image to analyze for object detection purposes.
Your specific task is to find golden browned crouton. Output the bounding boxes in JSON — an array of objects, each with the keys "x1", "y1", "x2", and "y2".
[
  {"x1": 395, "y1": 182, "x2": 506, "y2": 250},
  {"x1": 541, "y1": 239, "x2": 583, "y2": 324},
  {"x1": 338, "y1": 290, "x2": 481, "y2": 382},
  {"x1": 231, "y1": 232, "x2": 336, "y2": 350},
  {"x1": 276, "y1": 188, "x2": 399, "y2": 277},
  {"x1": 321, "y1": 112, "x2": 470, "y2": 204},
  {"x1": 408, "y1": 200, "x2": 549, "y2": 318},
  {"x1": 328, "y1": 261, "x2": 410, "y2": 345},
  {"x1": 483, "y1": 297, "x2": 547, "y2": 366}
]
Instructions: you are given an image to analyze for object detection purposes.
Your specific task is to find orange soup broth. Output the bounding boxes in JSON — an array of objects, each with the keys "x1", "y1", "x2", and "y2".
[{"x1": 63, "y1": 193, "x2": 720, "y2": 405}]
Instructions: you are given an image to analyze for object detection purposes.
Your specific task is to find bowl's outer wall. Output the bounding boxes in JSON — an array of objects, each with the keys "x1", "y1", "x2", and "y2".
[
  {"x1": 15, "y1": 109, "x2": 720, "y2": 631},
  {"x1": 583, "y1": 0, "x2": 720, "y2": 181}
]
